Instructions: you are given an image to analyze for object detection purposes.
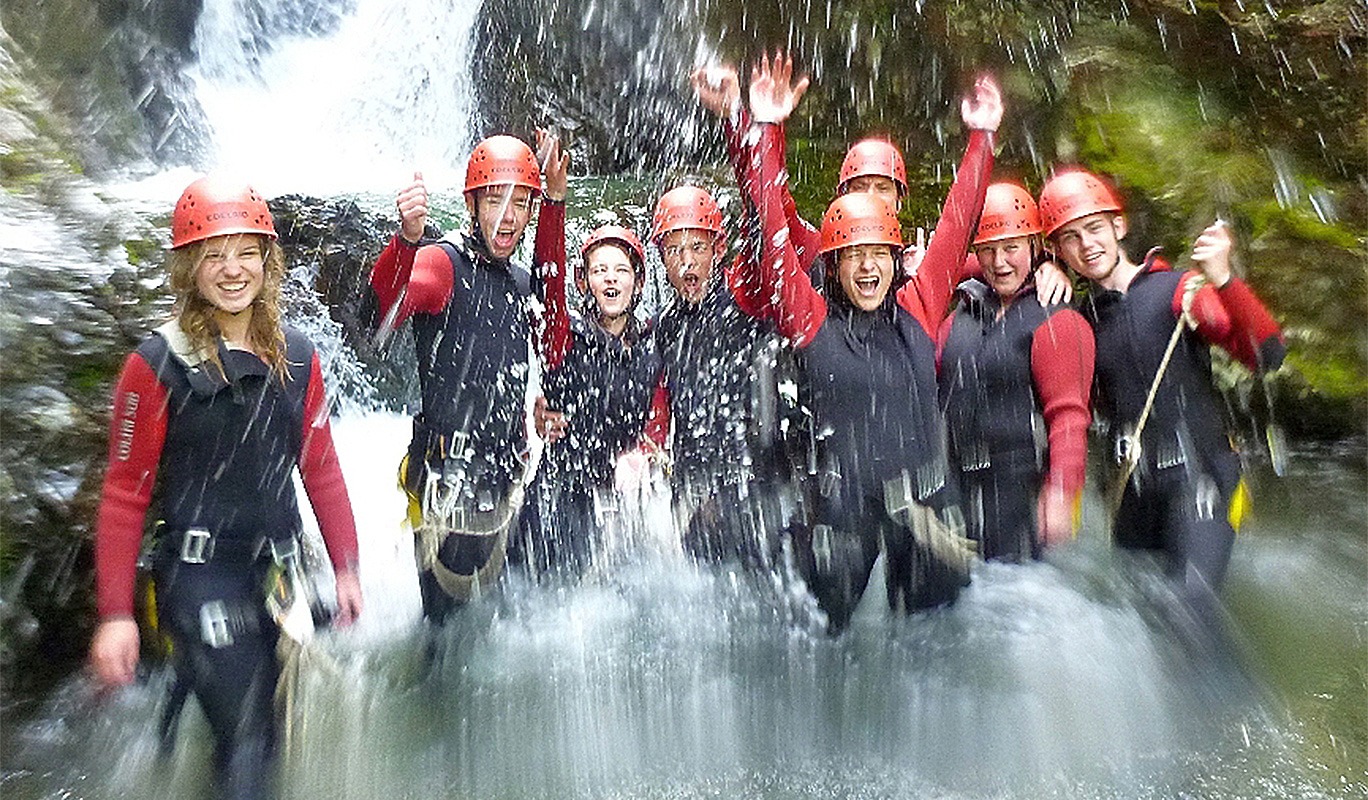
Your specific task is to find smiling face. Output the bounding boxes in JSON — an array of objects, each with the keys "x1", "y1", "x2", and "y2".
[
  {"x1": 467, "y1": 184, "x2": 535, "y2": 260},
  {"x1": 660, "y1": 229, "x2": 721, "y2": 305},
  {"x1": 836, "y1": 243, "x2": 896, "y2": 311},
  {"x1": 195, "y1": 234, "x2": 265, "y2": 317},
  {"x1": 973, "y1": 235, "x2": 1035, "y2": 299},
  {"x1": 582, "y1": 242, "x2": 638, "y2": 322},
  {"x1": 1051, "y1": 212, "x2": 1128, "y2": 288},
  {"x1": 842, "y1": 175, "x2": 902, "y2": 212}
]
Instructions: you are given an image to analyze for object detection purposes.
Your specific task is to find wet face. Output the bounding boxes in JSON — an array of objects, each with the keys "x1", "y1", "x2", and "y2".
[
  {"x1": 1051, "y1": 212, "x2": 1126, "y2": 286},
  {"x1": 836, "y1": 243, "x2": 896, "y2": 311},
  {"x1": 973, "y1": 235, "x2": 1035, "y2": 299},
  {"x1": 582, "y1": 242, "x2": 638, "y2": 321},
  {"x1": 467, "y1": 184, "x2": 535, "y2": 260},
  {"x1": 660, "y1": 229, "x2": 721, "y2": 305},
  {"x1": 195, "y1": 234, "x2": 265, "y2": 316},
  {"x1": 843, "y1": 175, "x2": 901, "y2": 212}
]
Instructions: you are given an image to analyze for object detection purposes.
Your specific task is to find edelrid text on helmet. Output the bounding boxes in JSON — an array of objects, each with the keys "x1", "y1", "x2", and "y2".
[
  {"x1": 974, "y1": 182, "x2": 1043, "y2": 245},
  {"x1": 171, "y1": 176, "x2": 277, "y2": 249},
  {"x1": 838, "y1": 139, "x2": 908, "y2": 194},
  {"x1": 652, "y1": 185, "x2": 723, "y2": 242},
  {"x1": 464, "y1": 135, "x2": 542, "y2": 197},
  {"x1": 1038, "y1": 169, "x2": 1123, "y2": 238},
  {"x1": 818, "y1": 194, "x2": 902, "y2": 254}
]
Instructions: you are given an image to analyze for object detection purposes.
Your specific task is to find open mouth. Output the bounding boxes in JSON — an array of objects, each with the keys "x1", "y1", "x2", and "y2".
[
  {"x1": 493, "y1": 228, "x2": 517, "y2": 250},
  {"x1": 853, "y1": 274, "x2": 881, "y2": 295},
  {"x1": 601, "y1": 287, "x2": 621, "y2": 300}
]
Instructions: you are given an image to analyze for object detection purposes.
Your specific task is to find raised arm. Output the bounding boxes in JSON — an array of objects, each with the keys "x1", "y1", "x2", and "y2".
[
  {"x1": 747, "y1": 57, "x2": 827, "y2": 346},
  {"x1": 534, "y1": 129, "x2": 571, "y2": 369},
  {"x1": 1182, "y1": 221, "x2": 1285, "y2": 371},
  {"x1": 897, "y1": 77, "x2": 1001, "y2": 335},
  {"x1": 370, "y1": 173, "x2": 452, "y2": 327}
]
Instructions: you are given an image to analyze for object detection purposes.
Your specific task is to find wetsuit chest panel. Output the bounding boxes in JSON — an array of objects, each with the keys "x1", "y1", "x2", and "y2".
[
  {"x1": 412, "y1": 240, "x2": 532, "y2": 457},
  {"x1": 656, "y1": 285, "x2": 771, "y2": 483},
  {"x1": 941, "y1": 289, "x2": 1053, "y2": 463},
  {"x1": 802, "y1": 303, "x2": 943, "y2": 489},
  {"x1": 139, "y1": 327, "x2": 312, "y2": 539},
  {"x1": 543, "y1": 317, "x2": 660, "y2": 488},
  {"x1": 1087, "y1": 269, "x2": 1231, "y2": 475}
]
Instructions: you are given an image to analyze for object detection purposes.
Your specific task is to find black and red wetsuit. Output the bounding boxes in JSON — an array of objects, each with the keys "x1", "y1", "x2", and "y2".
[
  {"x1": 368, "y1": 201, "x2": 562, "y2": 615},
  {"x1": 937, "y1": 279, "x2": 1094, "y2": 561},
  {"x1": 1085, "y1": 250, "x2": 1283, "y2": 597},
  {"x1": 512, "y1": 295, "x2": 660, "y2": 575},
  {"x1": 740, "y1": 119, "x2": 994, "y2": 631},
  {"x1": 95, "y1": 322, "x2": 358, "y2": 799},
  {"x1": 646, "y1": 265, "x2": 793, "y2": 565}
]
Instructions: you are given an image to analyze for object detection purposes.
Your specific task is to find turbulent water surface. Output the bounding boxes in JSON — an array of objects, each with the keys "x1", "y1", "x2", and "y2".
[{"x1": 4, "y1": 416, "x2": 1365, "y2": 799}]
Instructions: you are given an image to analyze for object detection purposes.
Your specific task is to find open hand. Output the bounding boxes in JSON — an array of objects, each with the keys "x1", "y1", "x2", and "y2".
[
  {"x1": 748, "y1": 50, "x2": 810, "y2": 126},
  {"x1": 960, "y1": 75, "x2": 1004, "y2": 133},
  {"x1": 690, "y1": 64, "x2": 741, "y2": 118},
  {"x1": 1034, "y1": 258, "x2": 1074, "y2": 305},
  {"x1": 536, "y1": 129, "x2": 569, "y2": 202}
]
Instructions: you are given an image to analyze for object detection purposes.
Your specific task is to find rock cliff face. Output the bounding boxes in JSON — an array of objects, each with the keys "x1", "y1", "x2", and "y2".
[{"x1": 0, "y1": 0, "x2": 1362, "y2": 701}]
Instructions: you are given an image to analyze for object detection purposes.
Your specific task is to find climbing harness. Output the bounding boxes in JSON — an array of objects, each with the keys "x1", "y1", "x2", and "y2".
[{"x1": 1106, "y1": 273, "x2": 1206, "y2": 519}]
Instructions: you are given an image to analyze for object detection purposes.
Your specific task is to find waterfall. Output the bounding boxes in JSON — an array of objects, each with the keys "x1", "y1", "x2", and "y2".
[{"x1": 188, "y1": 0, "x2": 483, "y2": 195}]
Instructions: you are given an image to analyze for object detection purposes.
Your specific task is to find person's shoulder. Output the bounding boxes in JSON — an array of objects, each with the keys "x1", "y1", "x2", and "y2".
[{"x1": 280, "y1": 324, "x2": 317, "y2": 360}]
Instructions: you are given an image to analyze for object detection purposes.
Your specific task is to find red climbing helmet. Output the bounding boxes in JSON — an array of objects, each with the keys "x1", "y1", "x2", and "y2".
[
  {"x1": 580, "y1": 224, "x2": 646, "y2": 272},
  {"x1": 170, "y1": 176, "x2": 276, "y2": 249},
  {"x1": 838, "y1": 139, "x2": 907, "y2": 194},
  {"x1": 818, "y1": 193, "x2": 903, "y2": 254},
  {"x1": 651, "y1": 185, "x2": 723, "y2": 242},
  {"x1": 973, "y1": 182, "x2": 1043, "y2": 245},
  {"x1": 1037, "y1": 169, "x2": 1124, "y2": 237},
  {"x1": 464, "y1": 135, "x2": 542, "y2": 197}
]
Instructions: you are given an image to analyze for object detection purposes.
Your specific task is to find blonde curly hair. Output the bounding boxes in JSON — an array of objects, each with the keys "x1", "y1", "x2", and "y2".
[{"x1": 166, "y1": 234, "x2": 290, "y2": 382}]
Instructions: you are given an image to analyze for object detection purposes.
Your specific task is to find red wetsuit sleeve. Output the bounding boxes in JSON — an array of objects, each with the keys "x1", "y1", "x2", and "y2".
[
  {"x1": 749, "y1": 122, "x2": 827, "y2": 346},
  {"x1": 298, "y1": 353, "x2": 360, "y2": 574},
  {"x1": 934, "y1": 312, "x2": 956, "y2": 370},
  {"x1": 897, "y1": 129, "x2": 995, "y2": 337},
  {"x1": 1030, "y1": 309, "x2": 1095, "y2": 500},
  {"x1": 95, "y1": 353, "x2": 168, "y2": 620},
  {"x1": 643, "y1": 378, "x2": 670, "y2": 448},
  {"x1": 534, "y1": 200, "x2": 570, "y2": 369},
  {"x1": 368, "y1": 235, "x2": 453, "y2": 326},
  {"x1": 728, "y1": 110, "x2": 821, "y2": 283},
  {"x1": 1174, "y1": 274, "x2": 1284, "y2": 372}
]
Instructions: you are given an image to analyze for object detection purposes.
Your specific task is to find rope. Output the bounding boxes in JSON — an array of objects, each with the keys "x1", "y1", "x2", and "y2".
[{"x1": 1106, "y1": 273, "x2": 1206, "y2": 519}]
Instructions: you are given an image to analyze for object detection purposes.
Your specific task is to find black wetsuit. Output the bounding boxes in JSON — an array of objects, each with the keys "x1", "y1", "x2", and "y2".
[
  {"x1": 792, "y1": 290, "x2": 966, "y2": 632},
  {"x1": 510, "y1": 314, "x2": 659, "y2": 575},
  {"x1": 654, "y1": 280, "x2": 791, "y2": 566},
  {"x1": 141, "y1": 327, "x2": 317, "y2": 800}
]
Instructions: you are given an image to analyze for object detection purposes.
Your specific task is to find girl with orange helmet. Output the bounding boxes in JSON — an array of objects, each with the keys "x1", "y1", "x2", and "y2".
[
  {"x1": 936, "y1": 182, "x2": 1096, "y2": 561},
  {"x1": 89, "y1": 175, "x2": 363, "y2": 798},
  {"x1": 514, "y1": 222, "x2": 661, "y2": 576},
  {"x1": 733, "y1": 58, "x2": 1003, "y2": 632}
]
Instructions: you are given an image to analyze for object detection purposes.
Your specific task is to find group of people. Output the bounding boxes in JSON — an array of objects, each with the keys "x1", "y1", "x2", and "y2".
[{"x1": 87, "y1": 57, "x2": 1284, "y2": 800}]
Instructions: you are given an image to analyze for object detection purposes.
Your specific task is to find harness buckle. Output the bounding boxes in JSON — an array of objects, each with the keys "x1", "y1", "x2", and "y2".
[
  {"x1": 199, "y1": 600, "x2": 234, "y2": 648},
  {"x1": 180, "y1": 527, "x2": 213, "y2": 564},
  {"x1": 269, "y1": 536, "x2": 300, "y2": 567}
]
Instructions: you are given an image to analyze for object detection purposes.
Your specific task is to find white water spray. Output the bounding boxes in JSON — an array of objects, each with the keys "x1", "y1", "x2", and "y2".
[{"x1": 189, "y1": 0, "x2": 482, "y2": 195}]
